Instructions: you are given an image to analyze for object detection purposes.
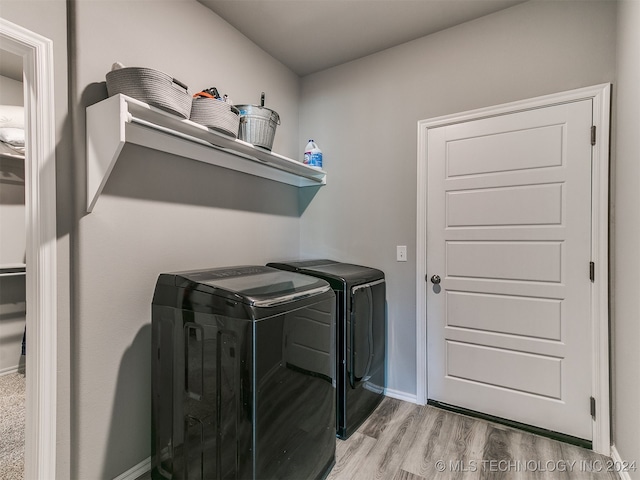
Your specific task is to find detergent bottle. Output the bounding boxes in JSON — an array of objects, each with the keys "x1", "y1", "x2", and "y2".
[{"x1": 304, "y1": 140, "x2": 323, "y2": 168}]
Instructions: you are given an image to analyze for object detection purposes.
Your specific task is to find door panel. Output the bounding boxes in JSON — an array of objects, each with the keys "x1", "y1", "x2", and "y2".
[
  {"x1": 427, "y1": 100, "x2": 593, "y2": 440},
  {"x1": 446, "y1": 241, "x2": 563, "y2": 282},
  {"x1": 446, "y1": 291, "x2": 562, "y2": 340},
  {"x1": 446, "y1": 124, "x2": 564, "y2": 177},
  {"x1": 446, "y1": 183, "x2": 563, "y2": 227},
  {"x1": 446, "y1": 341, "x2": 562, "y2": 398}
]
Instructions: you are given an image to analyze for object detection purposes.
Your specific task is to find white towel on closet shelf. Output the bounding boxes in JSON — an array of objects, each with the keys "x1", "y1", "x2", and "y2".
[
  {"x1": 0, "y1": 105, "x2": 24, "y2": 129},
  {"x1": 0, "y1": 139, "x2": 24, "y2": 156},
  {"x1": 0, "y1": 127, "x2": 24, "y2": 146}
]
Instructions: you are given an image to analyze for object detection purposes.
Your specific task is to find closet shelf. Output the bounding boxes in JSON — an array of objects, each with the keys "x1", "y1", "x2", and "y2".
[
  {"x1": 86, "y1": 94, "x2": 327, "y2": 212},
  {"x1": 0, "y1": 152, "x2": 25, "y2": 161},
  {"x1": 0, "y1": 263, "x2": 26, "y2": 277}
]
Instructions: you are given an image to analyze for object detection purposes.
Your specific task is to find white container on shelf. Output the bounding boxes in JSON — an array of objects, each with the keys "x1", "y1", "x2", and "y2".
[{"x1": 304, "y1": 140, "x2": 323, "y2": 168}]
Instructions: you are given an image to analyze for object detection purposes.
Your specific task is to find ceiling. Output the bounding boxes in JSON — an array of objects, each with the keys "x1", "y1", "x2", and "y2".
[
  {"x1": 0, "y1": 1, "x2": 528, "y2": 81},
  {"x1": 198, "y1": 0, "x2": 528, "y2": 76}
]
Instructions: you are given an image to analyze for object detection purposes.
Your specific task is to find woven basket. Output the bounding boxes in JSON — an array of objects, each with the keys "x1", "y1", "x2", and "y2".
[
  {"x1": 190, "y1": 98, "x2": 240, "y2": 138},
  {"x1": 106, "y1": 67, "x2": 192, "y2": 118}
]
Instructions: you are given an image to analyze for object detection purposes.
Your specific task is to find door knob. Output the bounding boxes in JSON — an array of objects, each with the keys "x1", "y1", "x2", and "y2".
[{"x1": 430, "y1": 275, "x2": 441, "y2": 285}]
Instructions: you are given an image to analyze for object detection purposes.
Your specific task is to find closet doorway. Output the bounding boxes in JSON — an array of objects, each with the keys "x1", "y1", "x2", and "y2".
[
  {"x1": 0, "y1": 45, "x2": 27, "y2": 479},
  {"x1": 0, "y1": 18, "x2": 57, "y2": 479}
]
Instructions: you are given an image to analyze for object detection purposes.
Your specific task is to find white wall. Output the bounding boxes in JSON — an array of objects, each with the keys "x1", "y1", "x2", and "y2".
[
  {"x1": 0, "y1": 76, "x2": 26, "y2": 372},
  {"x1": 0, "y1": 147, "x2": 26, "y2": 372},
  {"x1": 0, "y1": 77, "x2": 25, "y2": 273},
  {"x1": 0, "y1": 75, "x2": 23, "y2": 105},
  {"x1": 613, "y1": 0, "x2": 640, "y2": 476},
  {"x1": 299, "y1": 0, "x2": 617, "y2": 397},
  {"x1": 70, "y1": 1, "x2": 302, "y2": 477}
]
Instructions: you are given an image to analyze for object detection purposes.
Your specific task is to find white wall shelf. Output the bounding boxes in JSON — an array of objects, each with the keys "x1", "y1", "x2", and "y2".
[{"x1": 86, "y1": 94, "x2": 326, "y2": 212}]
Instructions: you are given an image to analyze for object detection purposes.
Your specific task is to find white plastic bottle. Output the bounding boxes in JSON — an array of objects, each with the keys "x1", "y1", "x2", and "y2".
[{"x1": 304, "y1": 140, "x2": 323, "y2": 168}]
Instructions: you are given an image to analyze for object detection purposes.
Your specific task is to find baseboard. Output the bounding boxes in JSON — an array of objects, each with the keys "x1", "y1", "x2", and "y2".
[
  {"x1": 610, "y1": 445, "x2": 634, "y2": 480},
  {"x1": 113, "y1": 457, "x2": 150, "y2": 480},
  {"x1": 0, "y1": 364, "x2": 25, "y2": 376},
  {"x1": 384, "y1": 388, "x2": 418, "y2": 404}
]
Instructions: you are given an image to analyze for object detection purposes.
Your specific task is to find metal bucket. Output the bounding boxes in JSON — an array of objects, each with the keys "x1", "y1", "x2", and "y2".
[{"x1": 236, "y1": 104, "x2": 280, "y2": 151}]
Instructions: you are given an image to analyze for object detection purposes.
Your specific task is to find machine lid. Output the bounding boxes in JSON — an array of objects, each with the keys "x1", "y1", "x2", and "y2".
[
  {"x1": 292, "y1": 262, "x2": 384, "y2": 286},
  {"x1": 279, "y1": 259, "x2": 337, "y2": 268},
  {"x1": 169, "y1": 265, "x2": 331, "y2": 307}
]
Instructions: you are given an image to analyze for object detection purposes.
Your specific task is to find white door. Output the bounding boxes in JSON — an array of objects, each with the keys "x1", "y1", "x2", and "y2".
[{"x1": 426, "y1": 99, "x2": 593, "y2": 441}]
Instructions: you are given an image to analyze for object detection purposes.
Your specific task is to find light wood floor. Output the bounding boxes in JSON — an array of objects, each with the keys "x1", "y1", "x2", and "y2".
[
  {"x1": 138, "y1": 396, "x2": 621, "y2": 480},
  {"x1": 329, "y1": 397, "x2": 620, "y2": 480}
]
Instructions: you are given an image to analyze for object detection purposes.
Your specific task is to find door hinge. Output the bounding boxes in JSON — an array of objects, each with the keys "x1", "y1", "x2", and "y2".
[
  {"x1": 590, "y1": 396, "x2": 596, "y2": 418},
  {"x1": 589, "y1": 261, "x2": 595, "y2": 282},
  {"x1": 591, "y1": 125, "x2": 597, "y2": 146}
]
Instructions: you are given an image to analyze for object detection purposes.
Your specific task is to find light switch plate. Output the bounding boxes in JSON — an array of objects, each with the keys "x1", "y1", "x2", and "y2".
[{"x1": 397, "y1": 245, "x2": 407, "y2": 262}]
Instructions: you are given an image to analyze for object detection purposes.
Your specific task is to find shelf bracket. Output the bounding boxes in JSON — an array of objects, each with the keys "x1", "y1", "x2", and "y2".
[{"x1": 86, "y1": 94, "x2": 128, "y2": 212}]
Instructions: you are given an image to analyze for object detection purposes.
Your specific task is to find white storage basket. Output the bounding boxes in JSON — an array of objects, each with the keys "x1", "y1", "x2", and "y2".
[
  {"x1": 106, "y1": 67, "x2": 192, "y2": 119},
  {"x1": 190, "y1": 98, "x2": 240, "y2": 138}
]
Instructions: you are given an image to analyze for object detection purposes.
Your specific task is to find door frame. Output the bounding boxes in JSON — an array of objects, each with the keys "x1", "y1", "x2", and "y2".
[
  {"x1": 416, "y1": 84, "x2": 611, "y2": 455},
  {"x1": 0, "y1": 18, "x2": 58, "y2": 478}
]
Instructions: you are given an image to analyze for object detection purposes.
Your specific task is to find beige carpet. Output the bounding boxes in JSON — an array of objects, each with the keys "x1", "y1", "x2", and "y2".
[{"x1": 0, "y1": 372, "x2": 25, "y2": 480}]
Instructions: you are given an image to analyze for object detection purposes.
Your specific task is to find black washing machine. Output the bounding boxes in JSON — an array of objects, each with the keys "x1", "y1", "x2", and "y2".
[
  {"x1": 267, "y1": 260, "x2": 385, "y2": 439},
  {"x1": 151, "y1": 265, "x2": 336, "y2": 480}
]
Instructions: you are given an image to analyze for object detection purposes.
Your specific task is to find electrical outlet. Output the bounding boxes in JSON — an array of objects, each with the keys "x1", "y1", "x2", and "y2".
[{"x1": 397, "y1": 245, "x2": 407, "y2": 262}]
